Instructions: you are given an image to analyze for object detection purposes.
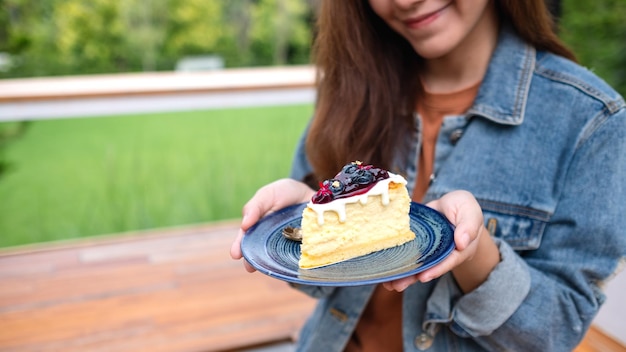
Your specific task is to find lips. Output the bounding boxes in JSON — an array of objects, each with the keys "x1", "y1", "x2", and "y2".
[{"x1": 403, "y1": 3, "x2": 451, "y2": 29}]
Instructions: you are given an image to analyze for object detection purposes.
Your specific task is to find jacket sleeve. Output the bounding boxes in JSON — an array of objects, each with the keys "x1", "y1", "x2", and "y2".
[
  {"x1": 424, "y1": 107, "x2": 626, "y2": 351},
  {"x1": 289, "y1": 123, "x2": 313, "y2": 183}
]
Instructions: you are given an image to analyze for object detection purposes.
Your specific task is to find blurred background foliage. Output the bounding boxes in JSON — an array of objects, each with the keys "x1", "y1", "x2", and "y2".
[
  {"x1": 0, "y1": 0, "x2": 625, "y2": 95},
  {"x1": 560, "y1": 0, "x2": 626, "y2": 96},
  {"x1": 0, "y1": 0, "x2": 315, "y2": 76}
]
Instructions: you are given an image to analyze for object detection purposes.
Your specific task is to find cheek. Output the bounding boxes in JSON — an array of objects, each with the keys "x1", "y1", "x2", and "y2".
[
  {"x1": 367, "y1": 0, "x2": 392, "y2": 20},
  {"x1": 363, "y1": 1, "x2": 405, "y2": 46}
]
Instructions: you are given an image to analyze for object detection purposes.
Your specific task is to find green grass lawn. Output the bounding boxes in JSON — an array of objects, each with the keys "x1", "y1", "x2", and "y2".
[{"x1": 0, "y1": 104, "x2": 313, "y2": 247}]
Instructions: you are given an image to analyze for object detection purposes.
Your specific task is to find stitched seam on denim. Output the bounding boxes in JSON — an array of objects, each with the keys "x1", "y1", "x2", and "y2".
[
  {"x1": 482, "y1": 213, "x2": 546, "y2": 248},
  {"x1": 512, "y1": 221, "x2": 545, "y2": 248},
  {"x1": 574, "y1": 108, "x2": 612, "y2": 150},
  {"x1": 513, "y1": 45, "x2": 535, "y2": 124},
  {"x1": 477, "y1": 199, "x2": 552, "y2": 221},
  {"x1": 466, "y1": 106, "x2": 516, "y2": 125},
  {"x1": 534, "y1": 66, "x2": 625, "y2": 113}
]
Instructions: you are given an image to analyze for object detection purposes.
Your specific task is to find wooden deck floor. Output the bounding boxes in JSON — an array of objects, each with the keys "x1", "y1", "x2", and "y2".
[
  {"x1": 0, "y1": 222, "x2": 622, "y2": 352},
  {"x1": 0, "y1": 222, "x2": 315, "y2": 352}
]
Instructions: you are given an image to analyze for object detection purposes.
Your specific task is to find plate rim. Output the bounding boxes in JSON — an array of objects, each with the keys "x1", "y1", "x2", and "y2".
[{"x1": 241, "y1": 201, "x2": 455, "y2": 286}]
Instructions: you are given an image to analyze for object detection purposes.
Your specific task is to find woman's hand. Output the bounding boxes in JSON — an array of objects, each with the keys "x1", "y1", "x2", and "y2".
[
  {"x1": 230, "y1": 178, "x2": 316, "y2": 273},
  {"x1": 383, "y1": 190, "x2": 500, "y2": 293}
]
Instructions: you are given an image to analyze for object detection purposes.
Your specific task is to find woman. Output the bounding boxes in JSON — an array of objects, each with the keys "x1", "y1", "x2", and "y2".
[{"x1": 231, "y1": 0, "x2": 626, "y2": 350}]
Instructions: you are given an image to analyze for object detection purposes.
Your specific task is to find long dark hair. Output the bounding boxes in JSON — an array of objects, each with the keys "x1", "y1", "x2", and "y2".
[{"x1": 305, "y1": 0, "x2": 576, "y2": 181}]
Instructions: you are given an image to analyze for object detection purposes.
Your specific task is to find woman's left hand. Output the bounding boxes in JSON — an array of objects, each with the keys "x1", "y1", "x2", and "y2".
[{"x1": 383, "y1": 190, "x2": 499, "y2": 293}]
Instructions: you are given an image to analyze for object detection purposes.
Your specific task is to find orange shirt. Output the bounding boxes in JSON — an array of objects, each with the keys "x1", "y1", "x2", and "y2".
[
  {"x1": 412, "y1": 82, "x2": 481, "y2": 201},
  {"x1": 345, "y1": 82, "x2": 480, "y2": 352}
]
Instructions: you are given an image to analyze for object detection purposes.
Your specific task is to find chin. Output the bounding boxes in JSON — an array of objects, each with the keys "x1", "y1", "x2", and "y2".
[
  {"x1": 409, "y1": 32, "x2": 461, "y2": 60},
  {"x1": 413, "y1": 45, "x2": 452, "y2": 60}
]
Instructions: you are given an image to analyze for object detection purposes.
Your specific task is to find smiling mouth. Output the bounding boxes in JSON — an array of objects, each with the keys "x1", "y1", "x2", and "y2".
[{"x1": 403, "y1": 3, "x2": 451, "y2": 28}]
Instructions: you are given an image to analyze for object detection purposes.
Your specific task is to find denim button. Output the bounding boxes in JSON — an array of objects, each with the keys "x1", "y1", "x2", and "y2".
[
  {"x1": 414, "y1": 333, "x2": 433, "y2": 350},
  {"x1": 449, "y1": 129, "x2": 463, "y2": 144}
]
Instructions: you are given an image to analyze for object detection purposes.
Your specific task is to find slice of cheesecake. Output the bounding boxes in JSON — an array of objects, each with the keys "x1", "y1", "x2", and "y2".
[{"x1": 299, "y1": 161, "x2": 416, "y2": 269}]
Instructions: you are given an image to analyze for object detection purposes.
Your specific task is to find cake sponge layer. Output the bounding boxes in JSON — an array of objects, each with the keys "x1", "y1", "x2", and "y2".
[{"x1": 299, "y1": 181, "x2": 415, "y2": 269}]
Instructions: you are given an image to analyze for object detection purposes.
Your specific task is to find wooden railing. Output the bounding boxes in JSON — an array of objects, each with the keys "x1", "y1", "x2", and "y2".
[{"x1": 0, "y1": 65, "x2": 316, "y2": 122}]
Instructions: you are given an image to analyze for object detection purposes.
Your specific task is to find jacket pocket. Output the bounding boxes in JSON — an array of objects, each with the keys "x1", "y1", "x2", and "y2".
[{"x1": 478, "y1": 199, "x2": 551, "y2": 251}]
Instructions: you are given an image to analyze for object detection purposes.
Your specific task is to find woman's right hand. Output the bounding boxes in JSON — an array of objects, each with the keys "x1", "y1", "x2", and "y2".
[{"x1": 230, "y1": 178, "x2": 315, "y2": 272}]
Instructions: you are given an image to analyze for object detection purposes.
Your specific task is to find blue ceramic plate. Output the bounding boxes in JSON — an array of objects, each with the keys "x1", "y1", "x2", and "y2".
[{"x1": 241, "y1": 202, "x2": 455, "y2": 286}]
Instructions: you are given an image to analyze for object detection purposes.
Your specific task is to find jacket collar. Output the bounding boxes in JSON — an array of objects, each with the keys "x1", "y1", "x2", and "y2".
[{"x1": 468, "y1": 25, "x2": 536, "y2": 126}]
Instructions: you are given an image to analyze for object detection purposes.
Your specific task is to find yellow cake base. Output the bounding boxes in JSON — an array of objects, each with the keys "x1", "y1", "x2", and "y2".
[{"x1": 299, "y1": 182, "x2": 415, "y2": 269}]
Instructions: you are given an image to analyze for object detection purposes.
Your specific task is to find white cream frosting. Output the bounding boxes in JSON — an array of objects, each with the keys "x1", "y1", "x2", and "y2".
[{"x1": 306, "y1": 172, "x2": 408, "y2": 225}]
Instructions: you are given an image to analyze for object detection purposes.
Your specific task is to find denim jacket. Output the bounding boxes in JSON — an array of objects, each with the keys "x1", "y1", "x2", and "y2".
[{"x1": 287, "y1": 26, "x2": 626, "y2": 351}]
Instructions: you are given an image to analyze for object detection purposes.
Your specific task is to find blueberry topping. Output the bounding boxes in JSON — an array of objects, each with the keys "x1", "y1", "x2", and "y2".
[
  {"x1": 342, "y1": 164, "x2": 359, "y2": 174},
  {"x1": 311, "y1": 161, "x2": 390, "y2": 204},
  {"x1": 354, "y1": 170, "x2": 374, "y2": 184},
  {"x1": 328, "y1": 179, "x2": 344, "y2": 194}
]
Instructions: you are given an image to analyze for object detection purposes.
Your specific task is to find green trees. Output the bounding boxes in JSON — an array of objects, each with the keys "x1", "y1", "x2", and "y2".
[
  {"x1": 0, "y1": 0, "x2": 314, "y2": 77},
  {"x1": 54, "y1": 0, "x2": 129, "y2": 74}
]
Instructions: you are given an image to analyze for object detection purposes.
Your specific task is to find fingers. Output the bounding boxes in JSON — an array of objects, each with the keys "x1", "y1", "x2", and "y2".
[
  {"x1": 383, "y1": 275, "x2": 419, "y2": 292},
  {"x1": 230, "y1": 228, "x2": 257, "y2": 273},
  {"x1": 240, "y1": 188, "x2": 276, "y2": 232},
  {"x1": 230, "y1": 228, "x2": 244, "y2": 260},
  {"x1": 426, "y1": 190, "x2": 483, "y2": 252},
  {"x1": 384, "y1": 250, "x2": 466, "y2": 292},
  {"x1": 450, "y1": 207, "x2": 482, "y2": 252},
  {"x1": 243, "y1": 260, "x2": 256, "y2": 273},
  {"x1": 240, "y1": 179, "x2": 315, "y2": 232},
  {"x1": 383, "y1": 252, "x2": 459, "y2": 292},
  {"x1": 231, "y1": 179, "x2": 315, "y2": 275},
  {"x1": 232, "y1": 182, "x2": 283, "y2": 275},
  {"x1": 384, "y1": 190, "x2": 486, "y2": 292},
  {"x1": 415, "y1": 250, "x2": 465, "y2": 283}
]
